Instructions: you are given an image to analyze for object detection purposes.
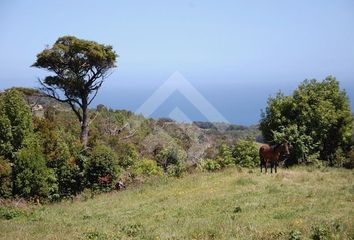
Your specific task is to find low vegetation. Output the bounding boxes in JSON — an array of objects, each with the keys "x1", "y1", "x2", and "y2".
[{"x1": 0, "y1": 167, "x2": 353, "y2": 239}]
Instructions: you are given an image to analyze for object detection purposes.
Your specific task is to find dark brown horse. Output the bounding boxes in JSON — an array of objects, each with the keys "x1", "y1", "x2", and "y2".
[{"x1": 259, "y1": 141, "x2": 290, "y2": 173}]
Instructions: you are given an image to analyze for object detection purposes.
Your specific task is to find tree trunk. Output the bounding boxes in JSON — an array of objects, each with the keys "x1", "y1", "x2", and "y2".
[{"x1": 80, "y1": 101, "x2": 89, "y2": 148}]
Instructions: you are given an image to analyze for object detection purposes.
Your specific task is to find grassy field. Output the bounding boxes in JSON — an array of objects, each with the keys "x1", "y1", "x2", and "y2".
[{"x1": 0, "y1": 167, "x2": 353, "y2": 240}]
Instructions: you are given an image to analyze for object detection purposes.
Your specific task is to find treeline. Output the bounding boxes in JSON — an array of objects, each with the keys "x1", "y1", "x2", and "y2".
[{"x1": 0, "y1": 89, "x2": 259, "y2": 201}]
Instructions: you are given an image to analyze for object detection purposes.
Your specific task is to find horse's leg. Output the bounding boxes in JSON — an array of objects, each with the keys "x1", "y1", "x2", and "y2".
[
  {"x1": 275, "y1": 162, "x2": 277, "y2": 173},
  {"x1": 270, "y1": 161, "x2": 273, "y2": 174},
  {"x1": 265, "y1": 160, "x2": 267, "y2": 173},
  {"x1": 260, "y1": 157, "x2": 263, "y2": 173}
]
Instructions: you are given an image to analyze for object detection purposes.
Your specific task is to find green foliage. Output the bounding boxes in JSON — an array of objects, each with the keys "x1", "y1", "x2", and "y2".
[
  {"x1": 167, "y1": 163, "x2": 186, "y2": 177},
  {"x1": 115, "y1": 142, "x2": 138, "y2": 169},
  {"x1": 48, "y1": 138, "x2": 84, "y2": 198},
  {"x1": 0, "y1": 207, "x2": 24, "y2": 220},
  {"x1": 32, "y1": 35, "x2": 118, "y2": 147},
  {"x1": 260, "y1": 76, "x2": 353, "y2": 164},
  {"x1": 0, "y1": 89, "x2": 33, "y2": 159},
  {"x1": 216, "y1": 143, "x2": 234, "y2": 168},
  {"x1": 86, "y1": 143, "x2": 120, "y2": 191},
  {"x1": 156, "y1": 145, "x2": 187, "y2": 173},
  {"x1": 330, "y1": 148, "x2": 347, "y2": 167},
  {"x1": 198, "y1": 144, "x2": 236, "y2": 172},
  {"x1": 0, "y1": 156, "x2": 12, "y2": 198},
  {"x1": 132, "y1": 159, "x2": 163, "y2": 177},
  {"x1": 232, "y1": 140, "x2": 259, "y2": 168},
  {"x1": 34, "y1": 118, "x2": 85, "y2": 197},
  {"x1": 13, "y1": 141, "x2": 52, "y2": 198},
  {"x1": 198, "y1": 158, "x2": 221, "y2": 172}
]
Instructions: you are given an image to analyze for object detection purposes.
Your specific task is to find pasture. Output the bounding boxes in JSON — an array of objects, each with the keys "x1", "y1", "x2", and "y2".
[{"x1": 1, "y1": 167, "x2": 353, "y2": 240}]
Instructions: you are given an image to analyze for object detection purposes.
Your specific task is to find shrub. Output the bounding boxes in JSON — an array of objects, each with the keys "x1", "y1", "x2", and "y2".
[
  {"x1": 167, "y1": 163, "x2": 186, "y2": 177},
  {"x1": 329, "y1": 148, "x2": 346, "y2": 167},
  {"x1": 13, "y1": 142, "x2": 52, "y2": 198},
  {"x1": 232, "y1": 140, "x2": 259, "y2": 168},
  {"x1": 217, "y1": 143, "x2": 234, "y2": 168},
  {"x1": 198, "y1": 158, "x2": 221, "y2": 172},
  {"x1": 156, "y1": 145, "x2": 186, "y2": 174},
  {"x1": 86, "y1": 143, "x2": 120, "y2": 191},
  {"x1": 132, "y1": 159, "x2": 163, "y2": 177},
  {"x1": 0, "y1": 207, "x2": 24, "y2": 220},
  {"x1": 115, "y1": 142, "x2": 139, "y2": 169}
]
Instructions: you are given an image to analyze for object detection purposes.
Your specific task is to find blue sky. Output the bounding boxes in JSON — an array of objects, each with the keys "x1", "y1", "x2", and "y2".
[{"x1": 0, "y1": 0, "x2": 354, "y2": 125}]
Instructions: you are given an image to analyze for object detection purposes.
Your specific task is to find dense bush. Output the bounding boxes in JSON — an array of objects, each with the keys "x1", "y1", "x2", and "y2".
[
  {"x1": 167, "y1": 163, "x2": 186, "y2": 177},
  {"x1": 53, "y1": 140, "x2": 85, "y2": 198},
  {"x1": 198, "y1": 158, "x2": 221, "y2": 172},
  {"x1": 0, "y1": 89, "x2": 33, "y2": 159},
  {"x1": 85, "y1": 143, "x2": 120, "y2": 191},
  {"x1": 260, "y1": 77, "x2": 352, "y2": 164},
  {"x1": 13, "y1": 142, "x2": 53, "y2": 199},
  {"x1": 115, "y1": 142, "x2": 139, "y2": 169},
  {"x1": 232, "y1": 140, "x2": 260, "y2": 168},
  {"x1": 132, "y1": 159, "x2": 163, "y2": 177},
  {"x1": 156, "y1": 146, "x2": 186, "y2": 174},
  {"x1": 216, "y1": 143, "x2": 234, "y2": 168}
]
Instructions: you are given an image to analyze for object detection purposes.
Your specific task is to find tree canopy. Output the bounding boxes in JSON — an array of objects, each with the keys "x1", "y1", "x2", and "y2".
[
  {"x1": 0, "y1": 89, "x2": 33, "y2": 159},
  {"x1": 32, "y1": 36, "x2": 117, "y2": 147},
  {"x1": 260, "y1": 76, "x2": 353, "y2": 165}
]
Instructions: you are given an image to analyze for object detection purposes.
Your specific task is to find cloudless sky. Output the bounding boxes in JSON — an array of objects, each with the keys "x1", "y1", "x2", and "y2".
[{"x1": 1, "y1": 0, "x2": 354, "y2": 125}]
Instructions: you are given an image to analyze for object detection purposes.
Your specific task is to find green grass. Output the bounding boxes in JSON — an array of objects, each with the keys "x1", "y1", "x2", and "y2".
[{"x1": 1, "y1": 167, "x2": 353, "y2": 239}]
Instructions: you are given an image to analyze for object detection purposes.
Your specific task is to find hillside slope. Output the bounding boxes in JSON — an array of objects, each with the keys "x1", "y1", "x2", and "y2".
[{"x1": 1, "y1": 167, "x2": 353, "y2": 240}]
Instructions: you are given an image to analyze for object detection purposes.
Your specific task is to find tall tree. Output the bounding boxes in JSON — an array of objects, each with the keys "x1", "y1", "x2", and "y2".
[
  {"x1": 32, "y1": 36, "x2": 117, "y2": 147},
  {"x1": 260, "y1": 76, "x2": 352, "y2": 164}
]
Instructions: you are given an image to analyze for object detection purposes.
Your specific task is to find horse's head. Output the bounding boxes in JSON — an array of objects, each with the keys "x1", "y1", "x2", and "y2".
[{"x1": 281, "y1": 140, "x2": 290, "y2": 155}]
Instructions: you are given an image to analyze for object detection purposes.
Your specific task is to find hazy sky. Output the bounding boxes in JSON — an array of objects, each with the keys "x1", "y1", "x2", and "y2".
[{"x1": 1, "y1": 0, "x2": 354, "y2": 125}]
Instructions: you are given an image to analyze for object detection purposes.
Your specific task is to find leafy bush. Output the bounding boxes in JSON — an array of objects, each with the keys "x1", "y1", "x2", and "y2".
[
  {"x1": 232, "y1": 140, "x2": 259, "y2": 168},
  {"x1": 167, "y1": 163, "x2": 186, "y2": 177},
  {"x1": 260, "y1": 77, "x2": 353, "y2": 164},
  {"x1": 198, "y1": 158, "x2": 221, "y2": 172},
  {"x1": 13, "y1": 142, "x2": 53, "y2": 198},
  {"x1": 115, "y1": 142, "x2": 139, "y2": 169},
  {"x1": 156, "y1": 146, "x2": 186, "y2": 174},
  {"x1": 217, "y1": 144, "x2": 234, "y2": 168},
  {"x1": 132, "y1": 159, "x2": 163, "y2": 177},
  {"x1": 329, "y1": 148, "x2": 346, "y2": 167},
  {"x1": 86, "y1": 143, "x2": 120, "y2": 191},
  {"x1": 0, "y1": 207, "x2": 24, "y2": 220},
  {"x1": 0, "y1": 89, "x2": 33, "y2": 158}
]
